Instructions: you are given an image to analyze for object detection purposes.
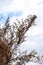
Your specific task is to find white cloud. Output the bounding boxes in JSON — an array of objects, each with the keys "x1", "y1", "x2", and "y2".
[
  {"x1": 0, "y1": 0, "x2": 26, "y2": 14},
  {"x1": 26, "y1": 26, "x2": 43, "y2": 36},
  {"x1": 0, "y1": 0, "x2": 41, "y2": 15},
  {"x1": 0, "y1": 0, "x2": 43, "y2": 19},
  {"x1": 26, "y1": 62, "x2": 40, "y2": 65}
]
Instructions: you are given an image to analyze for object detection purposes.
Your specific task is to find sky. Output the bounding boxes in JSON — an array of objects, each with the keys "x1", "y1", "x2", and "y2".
[{"x1": 0, "y1": 0, "x2": 43, "y2": 65}]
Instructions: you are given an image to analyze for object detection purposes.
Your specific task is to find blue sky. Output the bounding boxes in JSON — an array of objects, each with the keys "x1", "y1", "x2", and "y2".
[
  {"x1": 0, "y1": 11, "x2": 22, "y2": 24},
  {"x1": 8, "y1": 11, "x2": 22, "y2": 17},
  {"x1": 0, "y1": 11, "x2": 22, "y2": 17},
  {"x1": 0, "y1": 0, "x2": 43, "y2": 65}
]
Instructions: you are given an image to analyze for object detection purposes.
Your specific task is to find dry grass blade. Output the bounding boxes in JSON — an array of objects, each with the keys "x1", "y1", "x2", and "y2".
[{"x1": 0, "y1": 15, "x2": 43, "y2": 65}]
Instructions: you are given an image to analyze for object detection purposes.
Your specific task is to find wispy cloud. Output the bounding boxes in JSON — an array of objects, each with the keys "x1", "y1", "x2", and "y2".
[
  {"x1": 0, "y1": 0, "x2": 26, "y2": 14},
  {"x1": 0, "y1": 0, "x2": 42, "y2": 17},
  {"x1": 37, "y1": 0, "x2": 43, "y2": 5}
]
